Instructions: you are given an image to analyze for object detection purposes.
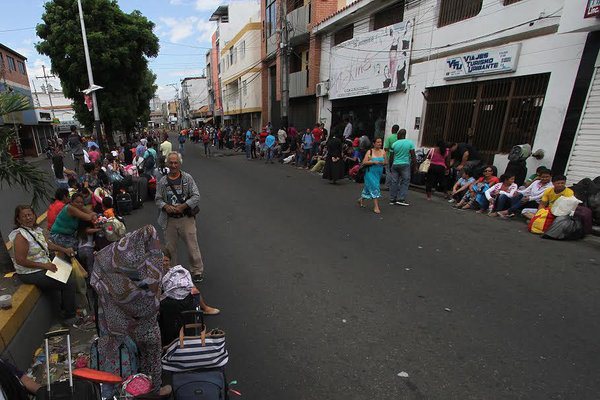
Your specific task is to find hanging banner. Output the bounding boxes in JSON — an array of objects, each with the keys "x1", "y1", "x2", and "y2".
[
  {"x1": 585, "y1": 0, "x2": 600, "y2": 18},
  {"x1": 329, "y1": 20, "x2": 413, "y2": 100},
  {"x1": 444, "y1": 44, "x2": 521, "y2": 80}
]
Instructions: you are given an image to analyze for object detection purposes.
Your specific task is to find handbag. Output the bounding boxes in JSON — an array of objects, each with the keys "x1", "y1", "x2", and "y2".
[
  {"x1": 166, "y1": 179, "x2": 200, "y2": 217},
  {"x1": 418, "y1": 149, "x2": 433, "y2": 173},
  {"x1": 161, "y1": 312, "x2": 228, "y2": 372},
  {"x1": 528, "y1": 208, "x2": 556, "y2": 234}
]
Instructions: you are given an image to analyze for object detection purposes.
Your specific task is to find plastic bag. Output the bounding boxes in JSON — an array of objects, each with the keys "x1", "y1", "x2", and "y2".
[
  {"x1": 528, "y1": 208, "x2": 555, "y2": 234},
  {"x1": 542, "y1": 216, "x2": 584, "y2": 240},
  {"x1": 551, "y1": 196, "x2": 581, "y2": 217}
]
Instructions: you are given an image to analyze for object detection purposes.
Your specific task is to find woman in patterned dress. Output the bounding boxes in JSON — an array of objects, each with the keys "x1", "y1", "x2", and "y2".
[{"x1": 91, "y1": 225, "x2": 172, "y2": 397}]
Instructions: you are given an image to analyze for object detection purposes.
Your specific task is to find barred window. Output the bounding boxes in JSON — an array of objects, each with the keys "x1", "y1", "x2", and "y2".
[
  {"x1": 438, "y1": 0, "x2": 482, "y2": 28},
  {"x1": 422, "y1": 74, "x2": 550, "y2": 164}
]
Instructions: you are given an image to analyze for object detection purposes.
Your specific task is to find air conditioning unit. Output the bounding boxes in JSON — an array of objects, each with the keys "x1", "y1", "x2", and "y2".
[{"x1": 316, "y1": 82, "x2": 329, "y2": 97}]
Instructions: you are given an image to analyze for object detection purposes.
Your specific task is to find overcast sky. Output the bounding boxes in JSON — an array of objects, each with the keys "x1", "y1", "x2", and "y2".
[{"x1": 0, "y1": 0, "x2": 227, "y2": 101}]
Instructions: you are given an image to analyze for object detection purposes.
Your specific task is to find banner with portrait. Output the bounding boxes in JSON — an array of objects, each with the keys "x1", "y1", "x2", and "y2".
[{"x1": 329, "y1": 20, "x2": 413, "y2": 100}]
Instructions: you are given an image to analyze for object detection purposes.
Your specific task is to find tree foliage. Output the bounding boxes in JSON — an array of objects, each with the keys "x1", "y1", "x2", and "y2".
[{"x1": 36, "y1": 0, "x2": 159, "y2": 136}]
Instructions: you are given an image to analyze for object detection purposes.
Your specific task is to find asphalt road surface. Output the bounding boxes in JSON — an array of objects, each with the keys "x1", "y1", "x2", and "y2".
[{"x1": 4, "y1": 141, "x2": 600, "y2": 399}]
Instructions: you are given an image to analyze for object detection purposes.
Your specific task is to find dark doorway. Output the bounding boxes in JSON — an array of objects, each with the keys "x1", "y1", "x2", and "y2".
[{"x1": 331, "y1": 93, "x2": 389, "y2": 139}]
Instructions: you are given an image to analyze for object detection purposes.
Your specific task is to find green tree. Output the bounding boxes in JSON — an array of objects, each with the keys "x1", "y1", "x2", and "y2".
[
  {"x1": 36, "y1": 0, "x2": 159, "y2": 140},
  {"x1": 0, "y1": 92, "x2": 53, "y2": 272}
]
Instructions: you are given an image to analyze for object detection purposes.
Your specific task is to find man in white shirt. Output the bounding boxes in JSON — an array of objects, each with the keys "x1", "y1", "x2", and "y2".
[
  {"x1": 498, "y1": 168, "x2": 553, "y2": 218},
  {"x1": 277, "y1": 127, "x2": 287, "y2": 145},
  {"x1": 343, "y1": 118, "x2": 353, "y2": 140}
]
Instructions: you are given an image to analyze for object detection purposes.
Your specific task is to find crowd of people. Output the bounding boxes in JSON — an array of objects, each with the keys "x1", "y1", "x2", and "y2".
[
  {"x1": 226, "y1": 120, "x2": 592, "y2": 238},
  {"x1": 7, "y1": 125, "x2": 223, "y2": 397}
]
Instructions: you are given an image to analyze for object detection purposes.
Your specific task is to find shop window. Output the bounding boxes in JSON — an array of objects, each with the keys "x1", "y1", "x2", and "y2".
[
  {"x1": 504, "y1": 0, "x2": 522, "y2": 4},
  {"x1": 17, "y1": 61, "x2": 26, "y2": 75},
  {"x1": 422, "y1": 73, "x2": 550, "y2": 163},
  {"x1": 266, "y1": 0, "x2": 277, "y2": 37},
  {"x1": 438, "y1": 0, "x2": 482, "y2": 28},
  {"x1": 373, "y1": 1, "x2": 405, "y2": 31},
  {"x1": 334, "y1": 25, "x2": 354, "y2": 46},
  {"x1": 6, "y1": 56, "x2": 16, "y2": 71}
]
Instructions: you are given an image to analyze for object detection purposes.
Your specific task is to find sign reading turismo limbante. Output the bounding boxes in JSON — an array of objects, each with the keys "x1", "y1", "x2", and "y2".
[{"x1": 444, "y1": 44, "x2": 521, "y2": 80}]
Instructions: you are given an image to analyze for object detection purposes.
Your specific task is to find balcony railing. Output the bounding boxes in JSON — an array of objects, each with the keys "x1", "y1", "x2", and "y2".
[
  {"x1": 289, "y1": 70, "x2": 308, "y2": 98},
  {"x1": 287, "y1": 3, "x2": 310, "y2": 40}
]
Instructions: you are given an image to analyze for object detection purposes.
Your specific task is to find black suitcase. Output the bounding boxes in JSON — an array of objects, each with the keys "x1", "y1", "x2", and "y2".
[
  {"x1": 35, "y1": 329, "x2": 101, "y2": 400},
  {"x1": 133, "y1": 175, "x2": 149, "y2": 203},
  {"x1": 116, "y1": 192, "x2": 132, "y2": 215}
]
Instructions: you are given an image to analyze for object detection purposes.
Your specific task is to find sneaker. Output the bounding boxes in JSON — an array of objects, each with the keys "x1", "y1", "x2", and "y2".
[
  {"x1": 448, "y1": 199, "x2": 455, "y2": 203},
  {"x1": 395, "y1": 200, "x2": 410, "y2": 206},
  {"x1": 193, "y1": 274, "x2": 204, "y2": 284},
  {"x1": 389, "y1": 199, "x2": 397, "y2": 205}
]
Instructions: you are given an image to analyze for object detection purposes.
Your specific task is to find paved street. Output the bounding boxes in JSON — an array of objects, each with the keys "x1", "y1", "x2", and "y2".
[
  {"x1": 156, "y1": 142, "x2": 598, "y2": 399},
  {"x1": 3, "y1": 141, "x2": 600, "y2": 399}
]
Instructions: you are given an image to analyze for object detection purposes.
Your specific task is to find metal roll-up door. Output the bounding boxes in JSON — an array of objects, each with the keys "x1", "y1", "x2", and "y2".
[{"x1": 566, "y1": 64, "x2": 600, "y2": 185}]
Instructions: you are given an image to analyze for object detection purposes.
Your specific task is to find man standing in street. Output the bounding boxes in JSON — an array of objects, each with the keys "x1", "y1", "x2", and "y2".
[
  {"x1": 265, "y1": 130, "x2": 276, "y2": 164},
  {"x1": 277, "y1": 126, "x2": 287, "y2": 149},
  {"x1": 68, "y1": 125, "x2": 84, "y2": 176},
  {"x1": 383, "y1": 125, "x2": 400, "y2": 190},
  {"x1": 245, "y1": 128, "x2": 253, "y2": 160},
  {"x1": 159, "y1": 133, "x2": 172, "y2": 172},
  {"x1": 343, "y1": 118, "x2": 353, "y2": 141},
  {"x1": 389, "y1": 128, "x2": 416, "y2": 206},
  {"x1": 155, "y1": 152, "x2": 205, "y2": 284}
]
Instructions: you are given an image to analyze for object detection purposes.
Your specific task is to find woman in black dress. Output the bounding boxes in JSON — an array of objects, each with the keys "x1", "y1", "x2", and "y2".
[{"x1": 323, "y1": 134, "x2": 345, "y2": 184}]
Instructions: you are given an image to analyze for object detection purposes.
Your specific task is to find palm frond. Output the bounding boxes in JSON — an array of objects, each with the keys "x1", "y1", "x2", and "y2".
[
  {"x1": 0, "y1": 92, "x2": 31, "y2": 116},
  {"x1": 0, "y1": 91, "x2": 52, "y2": 208}
]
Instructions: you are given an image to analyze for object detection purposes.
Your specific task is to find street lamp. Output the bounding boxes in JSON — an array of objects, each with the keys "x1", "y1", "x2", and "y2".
[{"x1": 76, "y1": 0, "x2": 103, "y2": 150}]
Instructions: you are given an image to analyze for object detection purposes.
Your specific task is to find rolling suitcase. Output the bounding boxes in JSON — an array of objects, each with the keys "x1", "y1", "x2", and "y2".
[
  {"x1": 172, "y1": 369, "x2": 227, "y2": 400},
  {"x1": 116, "y1": 192, "x2": 132, "y2": 215},
  {"x1": 134, "y1": 175, "x2": 149, "y2": 203},
  {"x1": 35, "y1": 328, "x2": 101, "y2": 400}
]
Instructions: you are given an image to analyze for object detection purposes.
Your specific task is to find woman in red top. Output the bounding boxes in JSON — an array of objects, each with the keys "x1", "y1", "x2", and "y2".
[
  {"x1": 47, "y1": 188, "x2": 70, "y2": 231},
  {"x1": 425, "y1": 141, "x2": 451, "y2": 200}
]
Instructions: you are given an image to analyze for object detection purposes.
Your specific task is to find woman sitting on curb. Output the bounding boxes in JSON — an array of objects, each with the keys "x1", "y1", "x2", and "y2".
[
  {"x1": 9, "y1": 205, "x2": 78, "y2": 326},
  {"x1": 483, "y1": 174, "x2": 518, "y2": 216}
]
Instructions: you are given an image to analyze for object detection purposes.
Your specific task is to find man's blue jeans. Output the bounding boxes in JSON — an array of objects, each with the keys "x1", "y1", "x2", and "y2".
[
  {"x1": 390, "y1": 164, "x2": 411, "y2": 201},
  {"x1": 266, "y1": 146, "x2": 274, "y2": 162},
  {"x1": 245, "y1": 143, "x2": 252, "y2": 159}
]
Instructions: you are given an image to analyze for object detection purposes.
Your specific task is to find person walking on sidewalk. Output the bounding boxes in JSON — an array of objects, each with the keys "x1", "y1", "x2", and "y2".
[
  {"x1": 389, "y1": 128, "x2": 416, "y2": 206},
  {"x1": 178, "y1": 131, "x2": 186, "y2": 155},
  {"x1": 155, "y1": 152, "x2": 205, "y2": 284}
]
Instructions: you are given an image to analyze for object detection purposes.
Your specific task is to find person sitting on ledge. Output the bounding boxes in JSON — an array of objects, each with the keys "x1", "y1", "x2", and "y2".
[{"x1": 9, "y1": 205, "x2": 78, "y2": 326}]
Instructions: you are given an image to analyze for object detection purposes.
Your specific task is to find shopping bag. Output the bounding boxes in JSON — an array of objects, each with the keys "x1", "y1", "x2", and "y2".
[{"x1": 528, "y1": 208, "x2": 555, "y2": 234}]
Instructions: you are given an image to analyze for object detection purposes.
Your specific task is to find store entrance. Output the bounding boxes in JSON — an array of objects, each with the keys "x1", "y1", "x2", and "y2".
[{"x1": 331, "y1": 93, "x2": 388, "y2": 139}]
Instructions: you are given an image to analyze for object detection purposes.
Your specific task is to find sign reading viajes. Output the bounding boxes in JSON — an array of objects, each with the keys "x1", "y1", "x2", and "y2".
[
  {"x1": 444, "y1": 44, "x2": 521, "y2": 80},
  {"x1": 329, "y1": 20, "x2": 413, "y2": 100}
]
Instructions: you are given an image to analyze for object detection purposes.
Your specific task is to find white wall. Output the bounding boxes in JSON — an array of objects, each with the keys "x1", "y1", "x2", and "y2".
[
  {"x1": 182, "y1": 78, "x2": 208, "y2": 111},
  {"x1": 318, "y1": 0, "x2": 589, "y2": 172},
  {"x1": 219, "y1": 0, "x2": 260, "y2": 44},
  {"x1": 221, "y1": 28, "x2": 261, "y2": 82}
]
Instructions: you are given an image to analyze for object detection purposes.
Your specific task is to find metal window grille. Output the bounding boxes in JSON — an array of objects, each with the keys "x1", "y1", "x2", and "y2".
[
  {"x1": 438, "y1": 0, "x2": 483, "y2": 28},
  {"x1": 422, "y1": 73, "x2": 550, "y2": 164}
]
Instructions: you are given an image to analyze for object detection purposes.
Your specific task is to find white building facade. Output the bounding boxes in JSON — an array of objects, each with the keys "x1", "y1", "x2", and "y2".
[
  {"x1": 212, "y1": 0, "x2": 262, "y2": 130},
  {"x1": 181, "y1": 77, "x2": 209, "y2": 128},
  {"x1": 314, "y1": 0, "x2": 600, "y2": 181}
]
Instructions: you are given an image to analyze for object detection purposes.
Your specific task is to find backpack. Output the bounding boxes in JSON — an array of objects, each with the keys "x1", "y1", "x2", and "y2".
[{"x1": 142, "y1": 152, "x2": 155, "y2": 170}]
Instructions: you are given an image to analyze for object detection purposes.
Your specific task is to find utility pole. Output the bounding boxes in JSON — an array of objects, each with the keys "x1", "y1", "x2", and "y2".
[
  {"x1": 279, "y1": 0, "x2": 290, "y2": 128},
  {"x1": 36, "y1": 65, "x2": 57, "y2": 123},
  {"x1": 77, "y1": 0, "x2": 103, "y2": 150}
]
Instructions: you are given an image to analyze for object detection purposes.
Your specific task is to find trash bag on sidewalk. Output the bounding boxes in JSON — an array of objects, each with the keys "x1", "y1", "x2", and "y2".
[{"x1": 542, "y1": 216, "x2": 584, "y2": 241}]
